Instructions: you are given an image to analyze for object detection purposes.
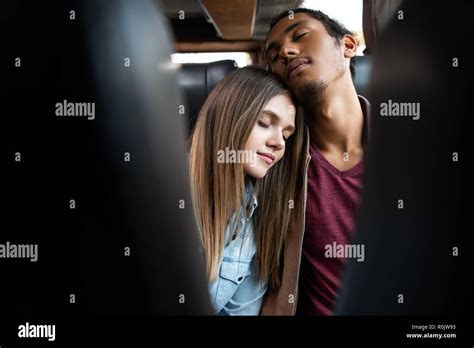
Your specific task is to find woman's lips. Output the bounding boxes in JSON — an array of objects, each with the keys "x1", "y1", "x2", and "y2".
[
  {"x1": 288, "y1": 62, "x2": 309, "y2": 79},
  {"x1": 257, "y1": 153, "x2": 274, "y2": 165}
]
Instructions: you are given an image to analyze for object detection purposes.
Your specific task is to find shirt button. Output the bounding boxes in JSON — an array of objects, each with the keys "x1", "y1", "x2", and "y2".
[{"x1": 237, "y1": 276, "x2": 243, "y2": 282}]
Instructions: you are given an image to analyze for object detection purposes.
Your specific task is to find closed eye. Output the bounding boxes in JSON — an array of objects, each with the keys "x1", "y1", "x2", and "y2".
[
  {"x1": 269, "y1": 33, "x2": 308, "y2": 63},
  {"x1": 294, "y1": 32, "x2": 309, "y2": 41},
  {"x1": 258, "y1": 120, "x2": 269, "y2": 128}
]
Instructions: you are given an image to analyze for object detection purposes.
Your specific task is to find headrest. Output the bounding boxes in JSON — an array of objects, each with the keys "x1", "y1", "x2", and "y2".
[
  {"x1": 353, "y1": 55, "x2": 372, "y2": 97},
  {"x1": 177, "y1": 60, "x2": 237, "y2": 134}
]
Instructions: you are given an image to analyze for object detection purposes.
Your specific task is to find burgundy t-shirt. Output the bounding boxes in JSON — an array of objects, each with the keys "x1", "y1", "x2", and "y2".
[{"x1": 296, "y1": 142, "x2": 365, "y2": 316}]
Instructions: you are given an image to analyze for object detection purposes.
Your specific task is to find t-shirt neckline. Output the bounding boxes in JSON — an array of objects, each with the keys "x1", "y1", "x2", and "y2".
[{"x1": 310, "y1": 142, "x2": 364, "y2": 177}]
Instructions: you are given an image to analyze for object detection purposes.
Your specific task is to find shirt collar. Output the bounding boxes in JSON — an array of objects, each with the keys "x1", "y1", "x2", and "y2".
[{"x1": 245, "y1": 178, "x2": 258, "y2": 219}]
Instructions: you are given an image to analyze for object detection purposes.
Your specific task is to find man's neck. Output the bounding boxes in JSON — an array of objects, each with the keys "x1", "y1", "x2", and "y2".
[{"x1": 308, "y1": 79, "x2": 364, "y2": 171}]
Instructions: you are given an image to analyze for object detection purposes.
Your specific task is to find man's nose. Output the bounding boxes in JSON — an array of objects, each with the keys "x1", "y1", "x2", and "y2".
[{"x1": 279, "y1": 45, "x2": 299, "y2": 62}]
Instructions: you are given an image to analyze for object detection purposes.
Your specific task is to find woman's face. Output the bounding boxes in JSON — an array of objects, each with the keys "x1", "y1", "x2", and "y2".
[{"x1": 243, "y1": 93, "x2": 296, "y2": 179}]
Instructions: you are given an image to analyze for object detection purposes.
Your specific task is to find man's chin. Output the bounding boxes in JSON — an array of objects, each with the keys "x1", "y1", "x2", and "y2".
[
  {"x1": 289, "y1": 75, "x2": 314, "y2": 97},
  {"x1": 287, "y1": 79, "x2": 305, "y2": 99},
  {"x1": 298, "y1": 80, "x2": 327, "y2": 111}
]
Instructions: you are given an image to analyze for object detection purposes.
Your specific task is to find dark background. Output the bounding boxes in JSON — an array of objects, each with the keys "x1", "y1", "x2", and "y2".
[{"x1": 1, "y1": 0, "x2": 472, "y2": 344}]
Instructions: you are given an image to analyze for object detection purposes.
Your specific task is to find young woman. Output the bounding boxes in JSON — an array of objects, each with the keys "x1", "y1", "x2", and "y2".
[{"x1": 189, "y1": 66, "x2": 304, "y2": 315}]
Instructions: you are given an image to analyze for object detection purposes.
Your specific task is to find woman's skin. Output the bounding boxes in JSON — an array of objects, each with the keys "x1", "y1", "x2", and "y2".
[{"x1": 243, "y1": 94, "x2": 296, "y2": 179}]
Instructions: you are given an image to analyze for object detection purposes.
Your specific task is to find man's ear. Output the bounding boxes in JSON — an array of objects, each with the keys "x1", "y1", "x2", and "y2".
[{"x1": 342, "y1": 34, "x2": 357, "y2": 58}]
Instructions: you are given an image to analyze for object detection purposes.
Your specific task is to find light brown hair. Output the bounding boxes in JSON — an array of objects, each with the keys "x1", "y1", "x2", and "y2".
[{"x1": 189, "y1": 66, "x2": 304, "y2": 288}]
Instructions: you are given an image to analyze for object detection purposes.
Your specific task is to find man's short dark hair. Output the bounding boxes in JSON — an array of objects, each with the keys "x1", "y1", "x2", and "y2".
[{"x1": 267, "y1": 8, "x2": 356, "y2": 77}]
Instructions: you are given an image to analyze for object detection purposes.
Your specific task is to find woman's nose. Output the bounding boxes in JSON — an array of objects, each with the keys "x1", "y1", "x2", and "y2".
[{"x1": 267, "y1": 132, "x2": 285, "y2": 150}]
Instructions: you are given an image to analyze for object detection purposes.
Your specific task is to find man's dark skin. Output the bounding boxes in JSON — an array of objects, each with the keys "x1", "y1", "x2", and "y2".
[{"x1": 266, "y1": 13, "x2": 364, "y2": 170}]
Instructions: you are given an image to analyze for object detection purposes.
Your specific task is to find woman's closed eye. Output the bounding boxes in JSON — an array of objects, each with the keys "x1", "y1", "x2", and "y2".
[
  {"x1": 258, "y1": 120, "x2": 269, "y2": 128},
  {"x1": 259, "y1": 119, "x2": 293, "y2": 141}
]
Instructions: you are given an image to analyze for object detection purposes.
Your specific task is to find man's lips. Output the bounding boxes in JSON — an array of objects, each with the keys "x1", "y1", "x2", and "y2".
[
  {"x1": 286, "y1": 58, "x2": 310, "y2": 79},
  {"x1": 257, "y1": 152, "x2": 275, "y2": 165}
]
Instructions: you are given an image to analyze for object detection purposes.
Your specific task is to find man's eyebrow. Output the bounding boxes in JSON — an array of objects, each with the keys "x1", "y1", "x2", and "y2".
[
  {"x1": 265, "y1": 20, "x2": 307, "y2": 56},
  {"x1": 261, "y1": 110, "x2": 295, "y2": 132}
]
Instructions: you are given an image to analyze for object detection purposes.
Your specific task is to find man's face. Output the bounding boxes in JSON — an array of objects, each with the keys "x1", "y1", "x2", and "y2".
[{"x1": 265, "y1": 13, "x2": 349, "y2": 101}]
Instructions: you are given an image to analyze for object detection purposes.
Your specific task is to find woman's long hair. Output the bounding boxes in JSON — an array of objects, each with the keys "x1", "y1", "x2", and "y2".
[{"x1": 189, "y1": 66, "x2": 305, "y2": 289}]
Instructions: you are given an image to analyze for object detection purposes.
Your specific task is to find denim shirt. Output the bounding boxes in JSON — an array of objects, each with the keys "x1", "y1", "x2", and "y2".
[{"x1": 208, "y1": 180, "x2": 268, "y2": 315}]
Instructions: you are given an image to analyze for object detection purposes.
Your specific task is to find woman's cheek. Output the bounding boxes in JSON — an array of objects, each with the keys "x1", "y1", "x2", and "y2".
[
  {"x1": 245, "y1": 126, "x2": 263, "y2": 151},
  {"x1": 275, "y1": 152, "x2": 283, "y2": 164}
]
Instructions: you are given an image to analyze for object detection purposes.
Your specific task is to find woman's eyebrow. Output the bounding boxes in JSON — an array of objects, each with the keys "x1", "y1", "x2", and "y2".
[{"x1": 261, "y1": 110, "x2": 295, "y2": 132}]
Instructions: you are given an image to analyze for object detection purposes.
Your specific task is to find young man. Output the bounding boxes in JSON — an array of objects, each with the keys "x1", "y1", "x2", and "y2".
[{"x1": 261, "y1": 8, "x2": 370, "y2": 315}]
